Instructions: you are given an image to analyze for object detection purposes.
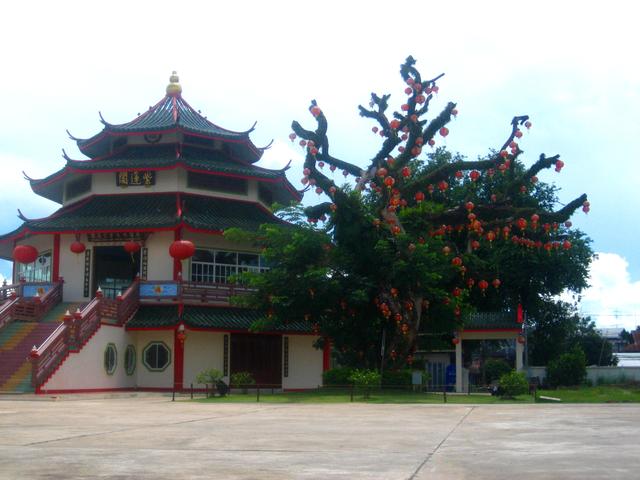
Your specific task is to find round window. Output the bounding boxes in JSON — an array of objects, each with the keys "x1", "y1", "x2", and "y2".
[
  {"x1": 104, "y1": 343, "x2": 117, "y2": 375},
  {"x1": 125, "y1": 345, "x2": 136, "y2": 376},
  {"x1": 142, "y1": 342, "x2": 171, "y2": 372}
]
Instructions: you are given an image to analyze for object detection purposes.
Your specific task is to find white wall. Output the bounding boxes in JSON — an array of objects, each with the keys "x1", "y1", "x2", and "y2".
[
  {"x1": 183, "y1": 330, "x2": 227, "y2": 387},
  {"x1": 135, "y1": 330, "x2": 174, "y2": 388},
  {"x1": 41, "y1": 324, "x2": 136, "y2": 392},
  {"x1": 145, "y1": 231, "x2": 175, "y2": 281},
  {"x1": 282, "y1": 335, "x2": 323, "y2": 390},
  {"x1": 59, "y1": 233, "x2": 88, "y2": 301}
]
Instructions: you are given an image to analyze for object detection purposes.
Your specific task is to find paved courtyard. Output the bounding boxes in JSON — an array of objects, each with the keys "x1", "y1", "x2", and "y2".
[{"x1": 0, "y1": 395, "x2": 638, "y2": 479}]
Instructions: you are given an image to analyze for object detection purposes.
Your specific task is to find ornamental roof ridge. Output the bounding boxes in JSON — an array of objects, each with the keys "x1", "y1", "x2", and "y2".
[{"x1": 69, "y1": 72, "x2": 263, "y2": 162}]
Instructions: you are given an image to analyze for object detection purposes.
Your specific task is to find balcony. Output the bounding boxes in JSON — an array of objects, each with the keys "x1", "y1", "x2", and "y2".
[{"x1": 138, "y1": 280, "x2": 252, "y2": 306}]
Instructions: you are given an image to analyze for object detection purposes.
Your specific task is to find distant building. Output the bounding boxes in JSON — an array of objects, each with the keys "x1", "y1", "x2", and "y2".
[{"x1": 596, "y1": 327, "x2": 626, "y2": 353}]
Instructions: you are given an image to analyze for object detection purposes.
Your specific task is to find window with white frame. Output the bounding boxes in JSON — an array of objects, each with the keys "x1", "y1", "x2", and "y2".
[
  {"x1": 190, "y1": 249, "x2": 269, "y2": 284},
  {"x1": 15, "y1": 251, "x2": 52, "y2": 283}
]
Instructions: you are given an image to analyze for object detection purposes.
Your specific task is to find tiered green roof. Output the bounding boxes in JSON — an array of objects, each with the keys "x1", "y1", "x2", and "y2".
[
  {"x1": 463, "y1": 311, "x2": 522, "y2": 331},
  {"x1": 29, "y1": 146, "x2": 297, "y2": 204},
  {"x1": 72, "y1": 73, "x2": 263, "y2": 161},
  {"x1": 127, "y1": 305, "x2": 311, "y2": 333},
  {"x1": 0, "y1": 193, "x2": 285, "y2": 243}
]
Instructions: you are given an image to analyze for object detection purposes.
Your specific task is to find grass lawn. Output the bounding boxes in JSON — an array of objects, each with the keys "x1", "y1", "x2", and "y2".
[
  {"x1": 193, "y1": 388, "x2": 533, "y2": 404},
  {"x1": 536, "y1": 385, "x2": 640, "y2": 403},
  {"x1": 191, "y1": 385, "x2": 640, "y2": 404}
]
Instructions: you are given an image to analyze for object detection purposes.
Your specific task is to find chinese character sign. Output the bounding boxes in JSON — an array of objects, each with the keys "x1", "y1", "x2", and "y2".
[{"x1": 116, "y1": 171, "x2": 156, "y2": 187}]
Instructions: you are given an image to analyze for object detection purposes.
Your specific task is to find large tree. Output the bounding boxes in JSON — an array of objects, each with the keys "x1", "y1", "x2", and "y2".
[{"x1": 229, "y1": 56, "x2": 592, "y2": 369}]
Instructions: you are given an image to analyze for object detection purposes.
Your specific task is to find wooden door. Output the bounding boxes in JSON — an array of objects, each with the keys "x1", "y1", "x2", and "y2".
[{"x1": 230, "y1": 334, "x2": 282, "y2": 387}]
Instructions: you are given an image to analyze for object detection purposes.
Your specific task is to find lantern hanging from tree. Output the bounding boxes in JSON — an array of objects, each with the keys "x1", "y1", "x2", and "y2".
[
  {"x1": 13, "y1": 245, "x2": 38, "y2": 264},
  {"x1": 169, "y1": 240, "x2": 195, "y2": 260}
]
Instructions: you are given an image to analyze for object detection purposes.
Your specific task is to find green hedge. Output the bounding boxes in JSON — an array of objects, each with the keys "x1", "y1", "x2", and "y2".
[{"x1": 323, "y1": 367, "x2": 355, "y2": 386}]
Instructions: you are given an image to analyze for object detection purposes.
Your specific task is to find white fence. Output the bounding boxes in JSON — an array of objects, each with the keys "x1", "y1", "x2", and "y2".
[{"x1": 527, "y1": 366, "x2": 640, "y2": 384}]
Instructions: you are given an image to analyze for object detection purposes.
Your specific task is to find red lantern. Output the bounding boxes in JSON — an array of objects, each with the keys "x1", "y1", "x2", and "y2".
[
  {"x1": 401, "y1": 167, "x2": 411, "y2": 178},
  {"x1": 414, "y1": 191, "x2": 425, "y2": 203},
  {"x1": 169, "y1": 240, "x2": 195, "y2": 260},
  {"x1": 517, "y1": 335, "x2": 526, "y2": 344},
  {"x1": 517, "y1": 218, "x2": 528, "y2": 231},
  {"x1": 451, "y1": 256, "x2": 463, "y2": 267},
  {"x1": 13, "y1": 245, "x2": 38, "y2": 264},
  {"x1": 439, "y1": 127, "x2": 449, "y2": 137},
  {"x1": 492, "y1": 278, "x2": 501, "y2": 289},
  {"x1": 384, "y1": 176, "x2": 395, "y2": 187},
  {"x1": 124, "y1": 241, "x2": 141, "y2": 254},
  {"x1": 452, "y1": 337, "x2": 460, "y2": 345},
  {"x1": 310, "y1": 106, "x2": 322, "y2": 117},
  {"x1": 469, "y1": 170, "x2": 480, "y2": 182},
  {"x1": 70, "y1": 241, "x2": 86, "y2": 255},
  {"x1": 478, "y1": 280, "x2": 489, "y2": 293}
]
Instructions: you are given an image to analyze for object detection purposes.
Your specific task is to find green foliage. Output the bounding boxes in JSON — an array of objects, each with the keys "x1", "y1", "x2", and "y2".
[
  {"x1": 547, "y1": 348, "x2": 587, "y2": 387},
  {"x1": 381, "y1": 369, "x2": 413, "y2": 387},
  {"x1": 195, "y1": 368, "x2": 223, "y2": 385},
  {"x1": 348, "y1": 369, "x2": 382, "y2": 388},
  {"x1": 484, "y1": 359, "x2": 512, "y2": 384},
  {"x1": 323, "y1": 367, "x2": 356, "y2": 386},
  {"x1": 227, "y1": 57, "x2": 593, "y2": 371},
  {"x1": 230, "y1": 372, "x2": 256, "y2": 387},
  {"x1": 498, "y1": 370, "x2": 529, "y2": 398},
  {"x1": 528, "y1": 301, "x2": 617, "y2": 366}
]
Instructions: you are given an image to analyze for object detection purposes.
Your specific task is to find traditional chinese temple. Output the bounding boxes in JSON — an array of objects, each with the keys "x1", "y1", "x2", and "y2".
[{"x1": 0, "y1": 73, "x2": 327, "y2": 393}]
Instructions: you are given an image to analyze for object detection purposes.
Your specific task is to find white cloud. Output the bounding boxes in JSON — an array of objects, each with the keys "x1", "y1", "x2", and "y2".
[{"x1": 577, "y1": 253, "x2": 640, "y2": 330}]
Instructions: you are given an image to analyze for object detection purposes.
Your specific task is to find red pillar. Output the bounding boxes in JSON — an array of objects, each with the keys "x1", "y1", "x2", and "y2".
[
  {"x1": 52, "y1": 234, "x2": 60, "y2": 281},
  {"x1": 173, "y1": 326, "x2": 185, "y2": 391},
  {"x1": 322, "y1": 338, "x2": 331, "y2": 372}
]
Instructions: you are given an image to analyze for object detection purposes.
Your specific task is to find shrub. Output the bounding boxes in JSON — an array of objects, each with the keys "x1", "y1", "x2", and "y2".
[
  {"x1": 484, "y1": 359, "x2": 512, "y2": 384},
  {"x1": 547, "y1": 348, "x2": 587, "y2": 387},
  {"x1": 323, "y1": 367, "x2": 355, "y2": 386},
  {"x1": 349, "y1": 369, "x2": 381, "y2": 399},
  {"x1": 498, "y1": 370, "x2": 529, "y2": 398},
  {"x1": 195, "y1": 368, "x2": 227, "y2": 396},
  {"x1": 195, "y1": 368, "x2": 223, "y2": 385},
  {"x1": 230, "y1": 371, "x2": 256, "y2": 387},
  {"x1": 381, "y1": 369, "x2": 412, "y2": 388},
  {"x1": 230, "y1": 371, "x2": 256, "y2": 393}
]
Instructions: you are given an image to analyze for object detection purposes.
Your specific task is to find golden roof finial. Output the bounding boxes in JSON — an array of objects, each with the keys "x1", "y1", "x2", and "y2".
[{"x1": 166, "y1": 71, "x2": 182, "y2": 96}]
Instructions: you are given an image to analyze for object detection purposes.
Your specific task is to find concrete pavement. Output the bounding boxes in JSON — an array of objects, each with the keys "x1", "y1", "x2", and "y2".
[{"x1": 0, "y1": 395, "x2": 637, "y2": 479}]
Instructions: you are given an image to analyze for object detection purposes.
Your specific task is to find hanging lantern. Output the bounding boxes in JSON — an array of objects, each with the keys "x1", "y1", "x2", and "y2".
[
  {"x1": 517, "y1": 303, "x2": 524, "y2": 323},
  {"x1": 13, "y1": 245, "x2": 38, "y2": 264},
  {"x1": 517, "y1": 335, "x2": 526, "y2": 345},
  {"x1": 123, "y1": 241, "x2": 141, "y2": 254},
  {"x1": 478, "y1": 280, "x2": 489, "y2": 293},
  {"x1": 169, "y1": 240, "x2": 195, "y2": 260},
  {"x1": 70, "y1": 241, "x2": 86, "y2": 255},
  {"x1": 452, "y1": 336, "x2": 460, "y2": 345}
]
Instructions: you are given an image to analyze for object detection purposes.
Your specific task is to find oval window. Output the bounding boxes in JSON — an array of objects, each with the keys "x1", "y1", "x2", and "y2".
[
  {"x1": 104, "y1": 343, "x2": 117, "y2": 375},
  {"x1": 125, "y1": 345, "x2": 136, "y2": 376}
]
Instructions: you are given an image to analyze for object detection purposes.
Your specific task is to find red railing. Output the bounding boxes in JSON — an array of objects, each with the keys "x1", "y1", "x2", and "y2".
[
  {"x1": 12, "y1": 281, "x2": 63, "y2": 321},
  {"x1": 0, "y1": 282, "x2": 21, "y2": 301},
  {"x1": 100, "y1": 278, "x2": 140, "y2": 325},
  {"x1": 30, "y1": 323, "x2": 68, "y2": 390},
  {"x1": 0, "y1": 297, "x2": 19, "y2": 330},
  {"x1": 30, "y1": 296, "x2": 102, "y2": 392}
]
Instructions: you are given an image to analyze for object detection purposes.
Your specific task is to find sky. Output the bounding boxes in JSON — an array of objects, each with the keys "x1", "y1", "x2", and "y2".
[{"x1": 0, "y1": 1, "x2": 638, "y2": 329}]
